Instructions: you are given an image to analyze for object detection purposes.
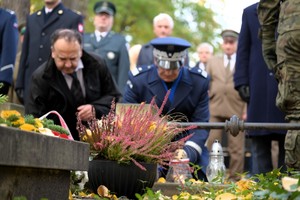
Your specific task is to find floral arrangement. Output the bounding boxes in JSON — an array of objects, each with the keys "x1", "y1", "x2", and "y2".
[
  {"x1": 0, "y1": 109, "x2": 70, "y2": 139},
  {"x1": 77, "y1": 91, "x2": 196, "y2": 171}
]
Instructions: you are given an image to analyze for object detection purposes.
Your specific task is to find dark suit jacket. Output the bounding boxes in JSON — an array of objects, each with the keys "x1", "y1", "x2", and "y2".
[
  {"x1": 16, "y1": 3, "x2": 83, "y2": 102},
  {"x1": 83, "y1": 31, "x2": 130, "y2": 94},
  {"x1": 25, "y1": 51, "x2": 121, "y2": 140},
  {"x1": 234, "y1": 3, "x2": 286, "y2": 136}
]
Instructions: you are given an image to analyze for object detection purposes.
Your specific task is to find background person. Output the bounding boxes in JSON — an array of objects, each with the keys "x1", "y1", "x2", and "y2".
[
  {"x1": 123, "y1": 37, "x2": 210, "y2": 181},
  {"x1": 83, "y1": 1, "x2": 130, "y2": 95},
  {"x1": 0, "y1": 8, "x2": 18, "y2": 96},
  {"x1": 206, "y1": 29, "x2": 246, "y2": 181},
  {"x1": 16, "y1": 0, "x2": 84, "y2": 104},
  {"x1": 193, "y1": 42, "x2": 214, "y2": 71},
  {"x1": 25, "y1": 29, "x2": 121, "y2": 141},
  {"x1": 8, "y1": 23, "x2": 26, "y2": 104},
  {"x1": 136, "y1": 13, "x2": 174, "y2": 67},
  {"x1": 234, "y1": 2, "x2": 286, "y2": 175}
]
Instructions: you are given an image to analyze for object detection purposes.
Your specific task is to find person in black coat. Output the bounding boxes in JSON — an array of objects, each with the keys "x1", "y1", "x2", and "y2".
[
  {"x1": 16, "y1": 0, "x2": 84, "y2": 104},
  {"x1": 234, "y1": 2, "x2": 286, "y2": 175},
  {"x1": 0, "y1": 8, "x2": 18, "y2": 95},
  {"x1": 25, "y1": 29, "x2": 121, "y2": 141}
]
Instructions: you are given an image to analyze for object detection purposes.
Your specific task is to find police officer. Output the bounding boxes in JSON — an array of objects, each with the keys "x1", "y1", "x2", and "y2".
[
  {"x1": 258, "y1": 0, "x2": 300, "y2": 170},
  {"x1": 0, "y1": 8, "x2": 18, "y2": 95},
  {"x1": 123, "y1": 37, "x2": 210, "y2": 180},
  {"x1": 16, "y1": 0, "x2": 84, "y2": 104},
  {"x1": 83, "y1": 1, "x2": 130, "y2": 94}
]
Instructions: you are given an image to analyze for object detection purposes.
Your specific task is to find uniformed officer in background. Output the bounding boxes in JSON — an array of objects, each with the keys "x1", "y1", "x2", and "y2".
[
  {"x1": 123, "y1": 37, "x2": 210, "y2": 180},
  {"x1": 258, "y1": 0, "x2": 300, "y2": 170},
  {"x1": 0, "y1": 8, "x2": 18, "y2": 95},
  {"x1": 15, "y1": 0, "x2": 84, "y2": 104},
  {"x1": 83, "y1": 1, "x2": 130, "y2": 95}
]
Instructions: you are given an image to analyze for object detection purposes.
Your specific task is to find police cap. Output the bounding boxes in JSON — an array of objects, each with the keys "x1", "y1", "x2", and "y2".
[
  {"x1": 151, "y1": 37, "x2": 190, "y2": 70},
  {"x1": 94, "y1": 1, "x2": 116, "y2": 16},
  {"x1": 221, "y1": 29, "x2": 239, "y2": 40}
]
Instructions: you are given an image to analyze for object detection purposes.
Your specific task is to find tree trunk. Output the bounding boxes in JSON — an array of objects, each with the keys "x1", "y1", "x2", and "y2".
[{"x1": 0, "y1": 0, "x2": 30, "y2": 25}]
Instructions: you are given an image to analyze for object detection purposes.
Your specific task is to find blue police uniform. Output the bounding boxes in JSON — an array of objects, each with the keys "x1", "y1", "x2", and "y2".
[
  {"x1": 83, "y1": 31, "x2": 129, "y2": 94},
  {"x1": 16, "y1": 3, "x2": 83, "y2": 103},
  {"x1": 0, "y1": 8, "x2": 18, "y2": 93},
  {"x1": 123, "y1": 37, "x2": 210, "y2": 179}
]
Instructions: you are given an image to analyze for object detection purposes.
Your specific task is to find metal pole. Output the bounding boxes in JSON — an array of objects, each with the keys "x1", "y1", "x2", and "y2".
[{"x1": 171, "y1": 115, "x2": 300, "y2": 136}]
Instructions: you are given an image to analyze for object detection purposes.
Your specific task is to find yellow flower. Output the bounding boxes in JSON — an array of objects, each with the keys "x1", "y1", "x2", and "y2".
[
  {"x1": 34, "y1": 118, "x2": 43, "y2": 128},
  {"x1": 0, "y1": 110, "x2": 21, "y2": 119},
  {"x1": 19, "y1": 123, "x2": 37, "y2": 132},
  {"x1": 157, "y1": 177, "x2": 166, "y2": 183},
  {"x1": 148, "y1": 122, "x2": 157, "y2": 132},
  {"x1": 11, "y1": 117, "x2": 25, "y2": 127}
]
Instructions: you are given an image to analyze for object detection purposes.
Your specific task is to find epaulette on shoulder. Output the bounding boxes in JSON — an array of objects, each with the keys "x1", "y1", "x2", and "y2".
[
  {"x1": 5, "y1": 9, "x2": 15, "y2": 15},
  {"x1": 189, "y1": 67, "x2": 208, "y2": 78},
  {"x1": 131, "y1": 65, "x2": 153, "y2": 76},
  {"x1": 73, "y1": 9, "x2": 82, "y2": 15}
]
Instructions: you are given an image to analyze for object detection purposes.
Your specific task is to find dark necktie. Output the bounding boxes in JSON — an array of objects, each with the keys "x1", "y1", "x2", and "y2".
[
  {"x1": 44, "y1": 11, "x2": 51, "y2": 22},
  {"x1": 70, "y1": 72, "x2": 85, "y2": 106},
  {"x1": 226, "y1": 55, "x2": 231, "y2": 74}
]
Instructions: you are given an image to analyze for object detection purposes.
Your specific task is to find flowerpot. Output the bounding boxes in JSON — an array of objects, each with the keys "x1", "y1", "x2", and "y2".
[{"x1": 87, "y1": 159, "x2": 157, "y2": 199}]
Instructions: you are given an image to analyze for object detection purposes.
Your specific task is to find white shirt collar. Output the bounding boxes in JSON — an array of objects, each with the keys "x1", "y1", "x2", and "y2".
[
  {"x1": 95, "y1": 30, "x2": 107, "y2": 40},
  {"x1": 45, "y1": 8, "x2": 53, "y2": 14}
]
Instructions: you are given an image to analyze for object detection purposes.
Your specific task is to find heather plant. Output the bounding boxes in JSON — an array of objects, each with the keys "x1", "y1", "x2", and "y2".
[{"x1": 77, "y1": 91, "x2": 196, "y2": 171}]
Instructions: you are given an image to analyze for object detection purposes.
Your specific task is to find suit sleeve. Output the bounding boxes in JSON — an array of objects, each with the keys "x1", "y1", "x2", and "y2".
[
  {"x1": 0, "y1": 12, "x2": 18, "y2": 84},
  {"x1": 258, "y1": 0, "x2": 280, "y2": 71},
  {"x1": 91, "y1": 56, "x2": 122, "y2": 117},
  {"x1": 234, "y1": 7, "x2": 251, "y2": 89},
  {"x1": 70, "y1": 13, "x2": 84, "y2": 34}
]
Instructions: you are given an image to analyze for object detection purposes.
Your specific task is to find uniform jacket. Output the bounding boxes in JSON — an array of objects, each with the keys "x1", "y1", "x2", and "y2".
[
  {"x1": 0, "y1": 8, "x2": 18, "y2": 85},
  {"x1": 16, "y1": 3, "x2": 83, "y2": 101},
  {"x1": 83, "y1": 31, "x2": 130, "y2": 94},
  {"x1": 206, "y1": 55, "x2": 245, "y2": 118},
  {"x1": 25, "y1": 51, "x2": 121, "y2": 140},
  {"x1": 136, "y1": 43, "x2": 153, "y2": 67},
  {"x1": 234, "y1": 3, "x2": 286, "y2": 136},
  {"x1": 193, "y1": 61, "x2": 206, "y2": 71},
  {"x1": 123, "y1": 65, "x2": 210, "y2": 172}
]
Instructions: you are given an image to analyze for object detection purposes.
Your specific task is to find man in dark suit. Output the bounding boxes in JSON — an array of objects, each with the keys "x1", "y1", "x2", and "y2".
[
  {"x1": 234, "y1": 2, "x2": 286, "y2": 174},
  {"x1": 123, "y1": 37, "x2": 210, "y2": 181},
  {"x1": 16, "y1": 0, "x2": 83, "y2": 104},
  {"x1": 83, "y1": 1, "x2": 130, "y2": 94},
  {"x1": 25, "y1": 29, "x2": 121, "y2": 141},
  {"x1": 0, "y1": 8, "x2": 18, "y2": 95}
]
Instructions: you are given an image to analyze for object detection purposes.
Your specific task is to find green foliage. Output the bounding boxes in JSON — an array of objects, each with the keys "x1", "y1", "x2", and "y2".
[
  {"x1": 41, "y1": 118, "x2": 69, "y2": 135},
  {"x1": 0, "y1": 83, "x2": 8, "y2": 104},
  {"x1": 136, "y1": 188, "x2": 171, "y2": 200}
]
